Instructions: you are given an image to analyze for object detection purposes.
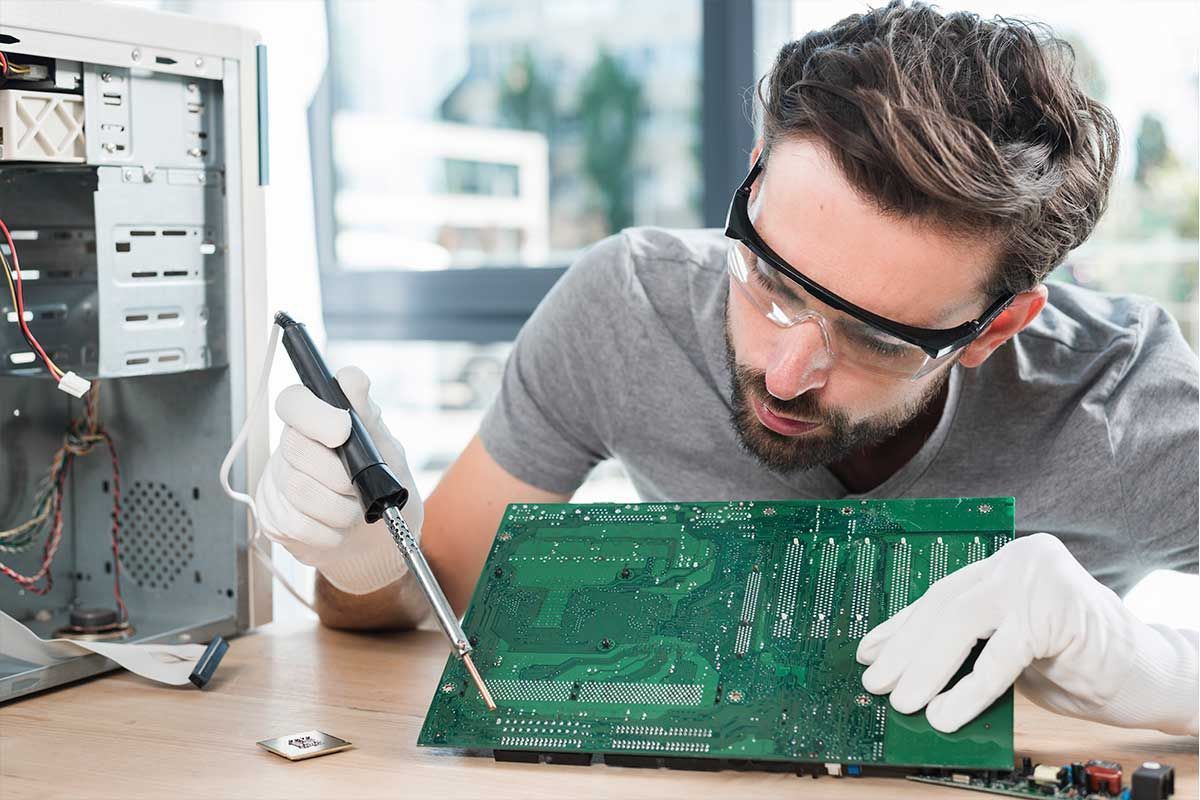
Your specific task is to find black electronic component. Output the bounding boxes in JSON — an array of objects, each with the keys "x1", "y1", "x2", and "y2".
[
  {"x1": 1131, "y1": 761, "x2": 1175, "y2": 800},
  {"x1": 188, "y1": 635, "x2": 228, "y2": 689},
  {"x1": 1021, "y1": 756, "x2": 1034, "y2": 775},
  {"x1": 1071, "y1": 762, "x2": 1085, "y2": 789}
]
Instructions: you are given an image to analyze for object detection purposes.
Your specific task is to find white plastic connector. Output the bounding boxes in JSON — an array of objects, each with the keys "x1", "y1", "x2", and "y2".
[{"x1": 56, "y1": 371, "x2": 92, "y2": 398}]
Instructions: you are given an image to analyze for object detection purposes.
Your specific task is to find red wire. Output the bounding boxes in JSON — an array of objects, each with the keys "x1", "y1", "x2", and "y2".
[
  {"x1": 0, "y1": 217, "x2": 61, "y2": 377},
  {"x1": 0, "y1": 51, "x2": 8, "y2": 76}
]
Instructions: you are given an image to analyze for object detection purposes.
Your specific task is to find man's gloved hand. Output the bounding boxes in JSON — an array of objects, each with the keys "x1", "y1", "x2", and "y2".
[
  {"x1": 254, "y1": 365, "x2": 424, "y2": 595},
  {"x1": 856, "y1": 532, "x2": 1199, "y2": 736}
]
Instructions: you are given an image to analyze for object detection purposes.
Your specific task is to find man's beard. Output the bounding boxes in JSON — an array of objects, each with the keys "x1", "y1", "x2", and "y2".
[{"x1": 724, "y1": 320, "x2": 950, "y2": 474}]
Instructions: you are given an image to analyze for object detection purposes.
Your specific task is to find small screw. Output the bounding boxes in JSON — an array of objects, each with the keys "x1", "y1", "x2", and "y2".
[
  {"x1": 194, "y1": 57, "x2": 204, "y2": 68},
  {"x1": 131, "y1": 48, "x2": 141, "y2": 62},
  {"x1": 441, "y1": 682, "x2": 456, "y2": 694},
  {"x1": 100, "y1": 71, "x2": 112, "y2": 82},
  {"x1": 123, "y1": 169, "x2": 134, "y2": 181},
  {"x1": 619, "y1": 567, "x2": 631, "y2": 579},
  {"x1": 600, "y1": 638, "x2": 612, "y2": 650},
  {"x1": 187, "y1": 82, "x2": 198, "y2": 92},
  {"x1": 493, "y1": 568, "x2": 503, "y2": 578},
  {"x1": 197, "y1": 173, "x2": 206, "y2": 184}
]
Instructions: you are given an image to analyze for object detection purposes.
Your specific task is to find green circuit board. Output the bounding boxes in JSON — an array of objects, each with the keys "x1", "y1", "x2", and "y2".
[{"x1": 418, "y1": 497, "x2": 1015, "y2": 770}]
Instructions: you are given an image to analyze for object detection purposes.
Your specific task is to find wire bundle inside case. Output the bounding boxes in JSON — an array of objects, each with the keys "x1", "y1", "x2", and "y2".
[{"x1": 0, "y1": 375, "x2": 128, "y2": 618}]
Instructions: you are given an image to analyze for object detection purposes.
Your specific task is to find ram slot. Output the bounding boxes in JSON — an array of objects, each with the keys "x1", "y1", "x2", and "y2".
[
  {"x1": 929, "y1": 536, "x2": 949, "y2": 585},
  {"x1": 848, "y1": 537, "x2": 876, "y2": 638},
  {"x1": 886, "y1": 537, "x2": 912, "y2": 618},
  {"x1": 772, "y1": 538, "x2": 804, "y2": 638},
  {"x1": 809, "y1": 537, "x2": 839, "y2": 639},
  {"x1": 734, "y1": 570, "x2": 761, "y2": 655}
]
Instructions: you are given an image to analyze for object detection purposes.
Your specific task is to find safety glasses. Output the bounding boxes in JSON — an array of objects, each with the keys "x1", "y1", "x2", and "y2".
[{"x1": 724, "y1": 156, "x2": 1016, "y2": 380}]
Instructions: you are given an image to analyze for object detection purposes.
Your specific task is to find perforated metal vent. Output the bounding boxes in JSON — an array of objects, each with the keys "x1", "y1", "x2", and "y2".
[{"x1": 118, "y1": 480, "x2": 195, "y2": 590}]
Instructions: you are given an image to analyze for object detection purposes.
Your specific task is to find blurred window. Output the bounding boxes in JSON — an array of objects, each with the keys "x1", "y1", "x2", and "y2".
[
  {"x1": 312, "y1": 0, "x2": 747, "y2": 501},
  {"x1": 322, "y1": 0, "x2": 704, "y2": 273}
]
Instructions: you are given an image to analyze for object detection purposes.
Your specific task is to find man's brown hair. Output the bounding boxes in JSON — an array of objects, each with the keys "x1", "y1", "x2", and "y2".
[{"x1": 758, "y1": 0, "x2": 1119, "y2": 296}]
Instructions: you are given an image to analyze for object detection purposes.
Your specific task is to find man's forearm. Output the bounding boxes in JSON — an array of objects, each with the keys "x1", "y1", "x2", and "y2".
[{"x1": 314, "y1": 570, "x2": 430, "y2": 631}]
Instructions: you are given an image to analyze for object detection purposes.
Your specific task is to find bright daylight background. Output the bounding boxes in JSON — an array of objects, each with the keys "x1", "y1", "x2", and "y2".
[{"x1": 117, "y1": 0, "x2": 1197, "y2": 628}]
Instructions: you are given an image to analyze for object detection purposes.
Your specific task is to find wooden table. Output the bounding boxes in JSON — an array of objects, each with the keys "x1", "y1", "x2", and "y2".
[{"x1": 3, "y1": 620, "x2": 1196, "y2": 799}]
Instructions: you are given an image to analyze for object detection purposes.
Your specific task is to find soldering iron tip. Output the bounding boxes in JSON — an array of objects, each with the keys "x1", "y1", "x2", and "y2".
[{"x1": 462, "y1": 652, "x2": 496, "y2": 711}]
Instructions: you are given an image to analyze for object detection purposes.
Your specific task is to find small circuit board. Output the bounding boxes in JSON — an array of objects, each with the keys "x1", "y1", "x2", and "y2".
[
  {"x1": 910, "y1": 775, "x2": 1126, "y2": 799},
  {"x1": 419, "y1": 498, "x2": 1015, "y2": 771},
  {"x1": 908, "y1": 759, "x2": 1133, "y2": 798}
]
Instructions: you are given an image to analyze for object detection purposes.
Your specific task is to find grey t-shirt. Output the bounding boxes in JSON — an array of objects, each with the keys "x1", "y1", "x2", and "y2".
[{"x1": 479, "y1": 227, "x2": 1199, "y2": 598}]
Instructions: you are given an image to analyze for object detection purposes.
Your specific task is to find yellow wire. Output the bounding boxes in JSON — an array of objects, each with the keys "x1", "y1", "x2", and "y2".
[
  {"x1": 0, "y1": 247, "x2": 63, "y2": 378},
  {"x1": 1, "y1": 248, "x2": 20, "y2": 323}
]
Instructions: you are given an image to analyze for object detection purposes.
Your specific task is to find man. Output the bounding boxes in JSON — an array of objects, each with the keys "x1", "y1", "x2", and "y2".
[{"x1": 256, "y1": 2, "x2": 1198, "y2": 736}]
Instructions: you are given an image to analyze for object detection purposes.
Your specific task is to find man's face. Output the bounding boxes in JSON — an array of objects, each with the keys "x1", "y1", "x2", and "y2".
[{"x1": 725, "y1": 139, "x2": 1000, "y2": 473}]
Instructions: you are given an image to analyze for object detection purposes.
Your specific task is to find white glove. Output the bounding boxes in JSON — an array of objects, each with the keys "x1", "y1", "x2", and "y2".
[
  {"x1": 254, "y1": 365, "x2": 424, "y2": 595},
  {"x1": 856, "y1": 532, "x2": 1199, "y2": 736}
]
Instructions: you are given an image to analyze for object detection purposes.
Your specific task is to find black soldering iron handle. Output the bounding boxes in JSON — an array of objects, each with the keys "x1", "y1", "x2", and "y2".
[{"x1": 274, "y1": 311, "x2": 408, "y2": 522}]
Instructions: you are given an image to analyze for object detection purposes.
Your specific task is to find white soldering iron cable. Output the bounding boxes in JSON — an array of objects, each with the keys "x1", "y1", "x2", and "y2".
[{"x1": 218, "y1": 322, "x2": 316, "y2": 613}]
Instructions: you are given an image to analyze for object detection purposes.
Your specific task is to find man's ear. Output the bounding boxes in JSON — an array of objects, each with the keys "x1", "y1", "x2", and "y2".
[
  {"x1": 747, "y1": 139, "x2": 765, "y2": 209},
  {"x1": 958, "y1": 284, "x2": 1048, "y2": 368}
]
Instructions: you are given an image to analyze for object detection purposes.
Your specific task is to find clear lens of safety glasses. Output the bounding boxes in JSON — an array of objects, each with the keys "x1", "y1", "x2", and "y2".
[{"x1": 726, "y1": 245, "x2": 948, "y2": 380}]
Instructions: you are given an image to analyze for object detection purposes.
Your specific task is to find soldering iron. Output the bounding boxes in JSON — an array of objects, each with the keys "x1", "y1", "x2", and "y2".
[{"x1": 273, "y1": 311, "x2": 495, "y2": 711}]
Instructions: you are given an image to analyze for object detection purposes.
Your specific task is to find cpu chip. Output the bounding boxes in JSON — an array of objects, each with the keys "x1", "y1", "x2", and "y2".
[{"x1": 256, "y1": 730, "x2": 353, "y2": 761}]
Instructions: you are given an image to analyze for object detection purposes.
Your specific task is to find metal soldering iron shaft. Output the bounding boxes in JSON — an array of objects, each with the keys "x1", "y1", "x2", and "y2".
[
  {"x1": 382, "y1": 506, "x2": 496, "y2": 711},
  {"x1": 462, "y1": 652, "x2": 496, "y2": 710}
]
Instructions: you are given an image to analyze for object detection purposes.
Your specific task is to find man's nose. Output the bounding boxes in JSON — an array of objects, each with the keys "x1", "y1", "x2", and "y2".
[{"x1": 764, "y1": 318, "x2": 833, "y2": 400}]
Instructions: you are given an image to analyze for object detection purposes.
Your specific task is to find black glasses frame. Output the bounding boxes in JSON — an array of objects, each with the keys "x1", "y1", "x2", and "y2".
[{"x1": 724, "y1": 157, "x2": 1017, "y2": 360}]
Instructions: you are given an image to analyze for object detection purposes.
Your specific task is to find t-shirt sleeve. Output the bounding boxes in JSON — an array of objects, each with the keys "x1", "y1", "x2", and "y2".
[
  {"x1": 477, "y1": 233, "x2": 632, "y2": 494},
  {"x1": 1105, "y1": 301, "x2": 1200, "y2": 578}
]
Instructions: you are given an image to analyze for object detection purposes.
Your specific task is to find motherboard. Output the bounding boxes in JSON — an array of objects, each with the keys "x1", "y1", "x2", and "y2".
[{"x1": 418, "y1": 498, "x2": 1015, "y2": 770}]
